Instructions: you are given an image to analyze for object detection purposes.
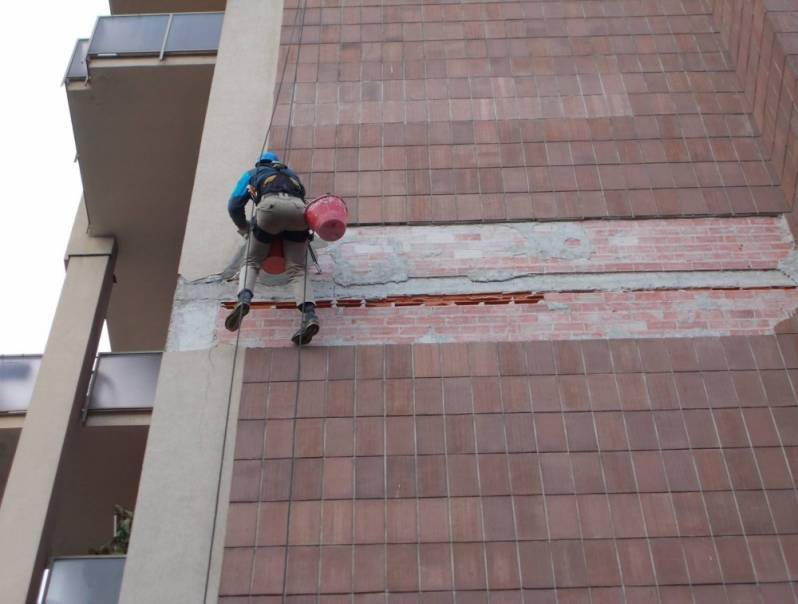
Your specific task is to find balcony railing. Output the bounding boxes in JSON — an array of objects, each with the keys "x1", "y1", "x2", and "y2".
[
  {"x1": 0, "y1": 352, "x2": 161, "y2": 416},
  {"x1": 39, "y1": 556, "x2": 125, "y2": 604},
  {"x1": 85, "y1": 352, "x2": 162, "y2": 414},
  {"x1": 64, "y1": 12, "x2": 223, "y2": 82},
  {"x1": 0, "y1": 355, "x2": 41, "y2": 414}
]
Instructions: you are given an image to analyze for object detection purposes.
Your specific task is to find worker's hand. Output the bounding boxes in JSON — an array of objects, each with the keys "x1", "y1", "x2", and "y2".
[
  {"x1": 247, "y1": 184, "x2": 257, "y2": 200},
  {"x1": 237, "y1": 226, "x2": 249, "y2": 238}
]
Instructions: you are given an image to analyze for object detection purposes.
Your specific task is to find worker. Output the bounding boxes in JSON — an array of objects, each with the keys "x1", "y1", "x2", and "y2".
[{"x1": 225, "y1": 151, "x2": 320, "y2": 345}]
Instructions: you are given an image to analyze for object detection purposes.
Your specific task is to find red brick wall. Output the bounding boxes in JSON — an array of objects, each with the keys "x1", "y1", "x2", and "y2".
[
  {"x1": 269, "y1": 0, "x2": 787, "y2": 224},
  {"x1": 220, "y1": 338, "x2": 798, "y2": 601}
]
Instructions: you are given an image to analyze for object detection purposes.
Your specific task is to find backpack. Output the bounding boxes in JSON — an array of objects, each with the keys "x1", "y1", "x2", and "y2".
[{"x1": 250, "y1": 162, "x2": 306, "y2": 200}]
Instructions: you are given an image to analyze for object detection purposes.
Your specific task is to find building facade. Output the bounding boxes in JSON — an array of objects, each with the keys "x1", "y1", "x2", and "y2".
[{"x1": 2, "y1": 0, "x2": 798, "y2": 601}]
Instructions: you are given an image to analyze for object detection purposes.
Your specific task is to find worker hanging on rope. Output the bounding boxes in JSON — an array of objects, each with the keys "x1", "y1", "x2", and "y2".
[{"x1": 225, "y1": 151, "x2": 320, "y2": 345}]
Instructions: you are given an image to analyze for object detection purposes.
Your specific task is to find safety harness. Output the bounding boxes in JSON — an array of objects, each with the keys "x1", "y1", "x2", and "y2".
[
  {"x1": 251, "y1": 227, "x2": 310, "y2": 244},
  {"x1": 249, "y1": 161, "x2": 310, "y2": 244},
  {"x1": 249, "y1": 161, "x2": 306, "y2": 200}
]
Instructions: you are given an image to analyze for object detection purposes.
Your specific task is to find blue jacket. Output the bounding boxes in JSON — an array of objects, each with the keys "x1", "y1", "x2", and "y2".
[{"x1": 227, "y1": 162, "x2": 305, "y2": 230}]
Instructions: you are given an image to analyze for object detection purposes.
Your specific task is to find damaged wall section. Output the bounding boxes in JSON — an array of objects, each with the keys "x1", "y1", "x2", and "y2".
[
  {"x1": 217, "y1": 288, "x2": 798, "y2": 348},
  {"x1": 169, "y1": 215, "x2": 797, "y2": 350}
]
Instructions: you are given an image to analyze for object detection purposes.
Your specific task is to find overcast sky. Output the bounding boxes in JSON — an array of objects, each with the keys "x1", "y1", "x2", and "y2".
[{"x1": 0, "y1": 1, "x2": 109, "y2": 354}]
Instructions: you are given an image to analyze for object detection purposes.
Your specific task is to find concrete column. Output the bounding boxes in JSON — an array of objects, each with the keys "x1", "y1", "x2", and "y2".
[
  {"x1": 179, "y1": 0, "x2": 285, "y2": 282},
  {"x1": 0, "y1": 202, "x2": 115, "y2": 603},
  {"x1": 118, "y1": 347, "x2": 243, "y2": 604},
  {"x1": 119, "y1": 1, "x2": 282, "y2": 601}
]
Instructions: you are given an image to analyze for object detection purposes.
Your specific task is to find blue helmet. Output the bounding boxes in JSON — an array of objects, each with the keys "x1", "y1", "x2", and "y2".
[{"x1": 259, "y1": 151, "x2": 279, "y2": 164}]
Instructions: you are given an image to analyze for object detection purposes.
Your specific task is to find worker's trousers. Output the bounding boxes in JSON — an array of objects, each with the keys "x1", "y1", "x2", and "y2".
[{"x1": 239, "y1": 193, "x2": 315, "y2": 307}]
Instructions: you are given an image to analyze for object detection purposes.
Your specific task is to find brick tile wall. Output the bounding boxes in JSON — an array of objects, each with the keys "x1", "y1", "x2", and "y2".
[
  {"x1": 712, "y1": 0, "x2": 798, "y2": 226},
  {"x1": 267, "y1": 0, "x2": 787, "y2": 224},
  {"x1": 215, "y1": 1, "x2": 798, "y2": 599},
  {"x1": 220, "y1": 339, "x2": 798, "y2": 601}
]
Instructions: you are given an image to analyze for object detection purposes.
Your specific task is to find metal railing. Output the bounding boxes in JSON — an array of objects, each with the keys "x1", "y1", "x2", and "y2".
[
  {"x1": 39, "y1": 556, "x2": 125, "y2": 604},
  {"x1": 64, "y1": 12, "x2": 223, "y2": 82},
  {"x1": 0, "y1": 352, "x2": 161, "y2": 415}
]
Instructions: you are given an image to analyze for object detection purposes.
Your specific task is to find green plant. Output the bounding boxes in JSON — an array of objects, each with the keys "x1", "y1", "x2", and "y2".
[{"x1": 90, "y1": 505, "x2": 133, "y2": 555}]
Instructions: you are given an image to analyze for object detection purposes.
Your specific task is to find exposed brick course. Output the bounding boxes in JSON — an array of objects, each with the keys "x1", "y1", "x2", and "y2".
[
  {"x1": 229, "y1": 214, "x2": 797, "y2": 340},
  {"x1": 309, "y1": 216, "x2": 794, "y2": 280},
  {"x1": 219, "y1": 288, "x2": 798, "y2": 347}
]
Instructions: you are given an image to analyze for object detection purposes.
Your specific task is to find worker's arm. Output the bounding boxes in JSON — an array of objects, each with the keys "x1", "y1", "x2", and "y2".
[{"x1": 227, "y1": 169, "x2": 254, "y2": 230}]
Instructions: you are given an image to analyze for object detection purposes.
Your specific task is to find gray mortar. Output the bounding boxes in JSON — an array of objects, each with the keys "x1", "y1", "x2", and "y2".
[
  {"x1": 468, "y1": 223, "x2": 590, "y2": 282},
  {"x1": 307, "y1": 270, "x2": 794, "y2": 301},
  {"x1": 166, "y1": 274, "x2": 242, "y2": 351},
  {"x1": 778, "y1": 249, "x2": 798, "y2": 285},
  {"x1": 166, "y1": 297, "x2": 223, "y2": 351},
  {"x1": 775, "y1": 214, "x2": 798, "y2": 284},
  {"x1": 510, "y1": 222, "x2": 592, "y2": 260},
  {"x1": 468, "y1": 270, "x2": 524, "y2": 283},
  {"x1": 329, "y1": 233, "x2": 409, "y2": 287}
]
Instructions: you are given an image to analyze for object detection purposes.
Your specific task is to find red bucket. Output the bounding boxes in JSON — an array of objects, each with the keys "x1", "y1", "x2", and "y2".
[
  {"x1": 305, "y1": 195, "x2": 348, "y2": 242},
  {"x1": 262, "y1": 237, "x2": 286, "y2": 274}
]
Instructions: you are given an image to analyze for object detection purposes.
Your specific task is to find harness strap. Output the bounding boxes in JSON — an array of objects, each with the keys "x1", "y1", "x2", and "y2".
[
  {"x1": 283, "y1": 230, "x2": 311, "y2": 242},
  {"x1": 251, "y1": 224, "x2": 273, "y2": 244},
  {"x1": 251, "y1": 225, "x2": 310, "y2": 244}
]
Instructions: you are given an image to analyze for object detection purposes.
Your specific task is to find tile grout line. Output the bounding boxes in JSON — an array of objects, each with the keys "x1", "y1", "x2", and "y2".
[{"x1": 523, "y1": 343, "x2": 561, "y2": 604}]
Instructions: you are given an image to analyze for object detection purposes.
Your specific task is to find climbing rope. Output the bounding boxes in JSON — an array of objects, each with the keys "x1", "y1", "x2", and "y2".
[{"x1": 203, "y1": 0, "x2": 311, "y2": 601}]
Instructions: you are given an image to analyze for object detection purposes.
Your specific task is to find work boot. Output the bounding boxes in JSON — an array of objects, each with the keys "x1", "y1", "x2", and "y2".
[
  {"x1": 291, "y1": 303, "x2": 320, "y2": 346},
  {"x1": 225, "y1": 289, "x2": 253, "y2": 332}
]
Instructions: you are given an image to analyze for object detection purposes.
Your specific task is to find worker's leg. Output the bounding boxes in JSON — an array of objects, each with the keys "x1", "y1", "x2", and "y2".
[
  {"x1": 284, "y1": 237, "x2": 319, "y2": 345},
  {"x1": 238, "y1": 234, "x2": 269, "y2": 296},
  {"x1": 264, "y1": 194, "x2": 317, "y2": 344},
  {"x1": 225, "y1": 219, "x2": 270, "y2": 332},
  {"x1": 283, "y1": 239, "x2": 314, "y2": 307}
]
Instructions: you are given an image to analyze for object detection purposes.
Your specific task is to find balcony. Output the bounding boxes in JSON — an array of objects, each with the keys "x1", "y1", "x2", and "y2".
[
  {"x1": 64, "y1": 13, "x2": 223, "y2": 82},
  {"x1": 0, "y1": 355, "x2": 41, "y2": 416},
  {"x1": 39, "y1": 556, "x2": 125, "y2": 604},
  {"x1": 0, "y1": 352, "x2": 161, "y2": 423},
  {"x1": 2, "y1": 352, "x2": 152, "y2": 569},
  {"x1": 64, "y1": 13, "x2": 222, "y2": 351}
]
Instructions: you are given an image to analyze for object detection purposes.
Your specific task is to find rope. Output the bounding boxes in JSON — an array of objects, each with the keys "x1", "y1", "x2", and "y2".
[
  {"x1": 202, "y1": 0, "x2": 310, "y2": 601},
  {"x1": 278, "y1": 233, "x2": 311, "y2": 601},
  {"x1": 273, "y1": 5, "x2": 312, "y2": 599},
  {"x1": 260, "y1": 1, "x2": 306, "y2": 160},
  {"x1": 202, "y1": 205, "x2": 253, "y2": 604}
]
